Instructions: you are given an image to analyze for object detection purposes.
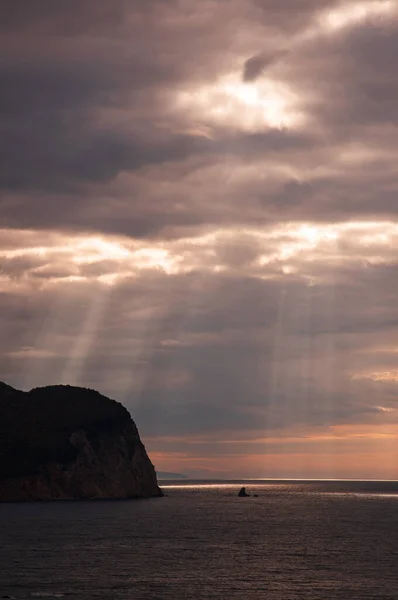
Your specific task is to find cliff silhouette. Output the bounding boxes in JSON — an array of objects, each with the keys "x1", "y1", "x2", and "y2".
[{"x1": 0, "y1": 382, "x2": 162, "y2": 501}]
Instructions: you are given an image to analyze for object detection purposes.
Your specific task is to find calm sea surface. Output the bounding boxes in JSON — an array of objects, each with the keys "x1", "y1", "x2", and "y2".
[{"x1": 1, "y1": 480, "x2": 398, "y2": 600}]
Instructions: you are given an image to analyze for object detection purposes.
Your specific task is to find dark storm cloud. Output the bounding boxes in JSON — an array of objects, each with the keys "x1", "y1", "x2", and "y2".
[
  {"x1": 0, "y1": 0, "x2": 126, "y2": 32},
  {"x1": 0, "y1": 117, "x2": 213, "y2": 193},
  {"x1": 0, "y1": 0, "x2": 177, "y2": 35},
  {"x1": 0, "y1": 1, "x2": 219, "y2": 199},
  {"x1": 0, "y1": 0, "x2": 330, "y2": 34},
  {"x1": 257, "y1": 169, "x2": 398, "y2": 222},
  {"x1": 0, "y1": 127, "x2": 313, "y2": 237},
  {"x1": 336, "y1": 22, "x2": 398, "y2": 126},
  {"x1": 0, "y1": 32, "x2": 202, "y2": 194},
  {"x1": 286, "y1": 19, "x2": 398, "y2": 129},
  {"x1": 0, "y1": 27, "x2": 189, "y2": 117},
  {"x1": 242, "y1": 52, "x2": 283, "y2": 82},
  {"x1": 249, "y1": 0, "x2": 333, "y2": 30}
]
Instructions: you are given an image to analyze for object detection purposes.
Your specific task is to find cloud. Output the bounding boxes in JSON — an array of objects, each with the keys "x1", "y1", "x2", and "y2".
[
  {"x1": 2, "y1": 0, "x2": 397, "y2": 238},
  {"x1": 242, "y1": 53, "x2": 283, "y2": 82},
  {"x1": 1, "y1": 0, "x2": 398, "y2": 476},
  {"x1": 290, "y1": 18, "x2": 398, "y2": 129},
  {"x1": 0, "y1": 0, "x2": 127, "y2": 33},
  {"x1": 1, "y1": 225, "x2": 398, "y2": 443}
]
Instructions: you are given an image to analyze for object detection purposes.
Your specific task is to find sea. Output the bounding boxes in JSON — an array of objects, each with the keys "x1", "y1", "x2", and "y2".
[{"x1": 1, "y1": 480, "x2": 398, "y2": 600}]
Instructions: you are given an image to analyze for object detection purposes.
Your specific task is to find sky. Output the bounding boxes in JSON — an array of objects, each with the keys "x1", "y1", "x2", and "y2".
[{"x1": 1, "y1": 0, "x2": 398, "y2": 479}]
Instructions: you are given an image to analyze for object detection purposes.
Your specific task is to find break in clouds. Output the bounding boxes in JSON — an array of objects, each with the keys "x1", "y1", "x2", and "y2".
[{"x1": 1, "y1": 0, "x2": 398, "y2": 478}]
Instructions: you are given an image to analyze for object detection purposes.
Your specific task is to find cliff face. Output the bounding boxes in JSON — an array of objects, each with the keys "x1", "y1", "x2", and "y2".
[{"x1": 0, "y1": 382, "x2": 162, "y2": 501}]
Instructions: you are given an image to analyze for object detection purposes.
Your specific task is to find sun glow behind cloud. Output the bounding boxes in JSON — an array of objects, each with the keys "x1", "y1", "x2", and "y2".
[
  {"x1": 176, "y1": 74, "x2": 304, "y2": 131},
  {"x1": 1, "y1": 220, "x2": 397, "y2": 290},
  {"x1": 320, "y1": 0, "x2": 397, "y2": 32},
  {"x1": 73, "y1": 237, "x2": 131, "y2": 263},
  {"x1": 354, "y1": 371, "x2": 398, "y2": 382},
  {"x1": 173, "y1": 0, "x2": 397, "y2": 139}
]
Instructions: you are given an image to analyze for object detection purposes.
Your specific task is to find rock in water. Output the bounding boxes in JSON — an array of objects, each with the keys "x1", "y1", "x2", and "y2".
[{"x1": 0, "y1": 382, "x2": 162, "y2": 501}]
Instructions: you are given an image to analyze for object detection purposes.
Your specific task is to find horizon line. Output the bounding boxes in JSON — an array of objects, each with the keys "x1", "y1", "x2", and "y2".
[{"x1": 157, "y1": 477, "x2": 398, "y2": 483}]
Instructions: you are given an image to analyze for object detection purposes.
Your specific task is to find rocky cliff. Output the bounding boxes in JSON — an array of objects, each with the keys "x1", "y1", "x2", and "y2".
[{"x1": 0, "y1": 382, "x2": 162, "y2": 501}]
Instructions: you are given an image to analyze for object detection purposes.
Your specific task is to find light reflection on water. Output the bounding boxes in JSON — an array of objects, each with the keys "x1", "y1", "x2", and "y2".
[{"x1": 161, "y1": 479, "x2": 398, "y2": 496}]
